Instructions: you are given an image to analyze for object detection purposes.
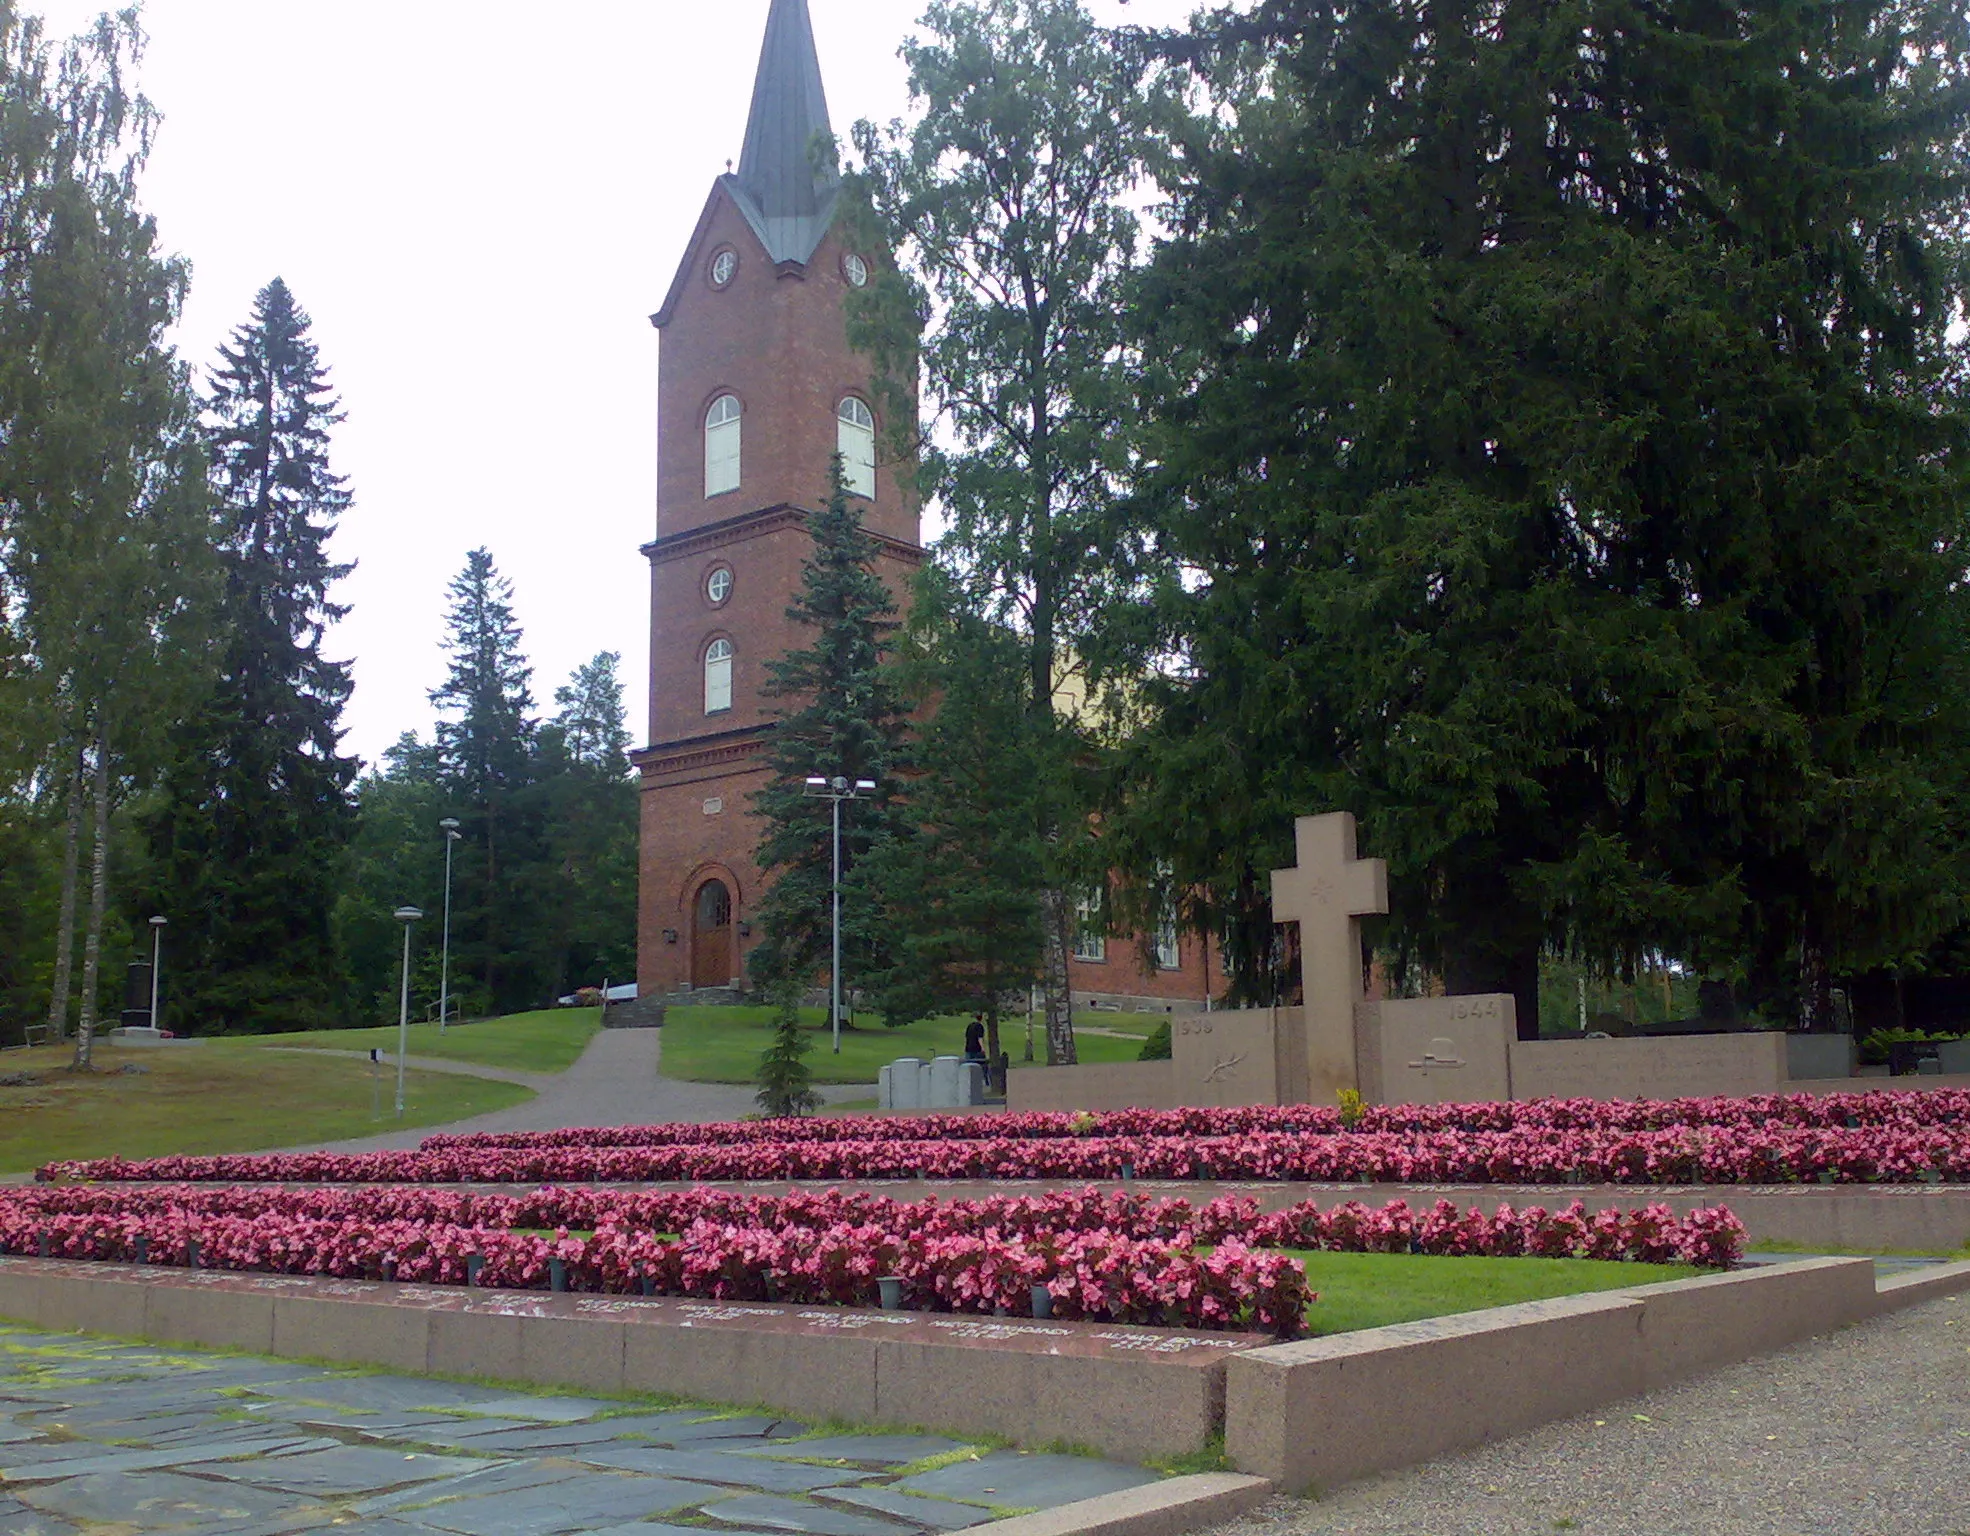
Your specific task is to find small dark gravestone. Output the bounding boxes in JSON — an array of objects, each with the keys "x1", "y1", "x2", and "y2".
[{"x1": 1698, "y1": 980, "x2": 1738, "y2": 1028}]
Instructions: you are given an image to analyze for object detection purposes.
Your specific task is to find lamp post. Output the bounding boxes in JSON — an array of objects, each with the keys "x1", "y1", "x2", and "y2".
[
  {"x1": 438, "y1": 818, "x2": 460, "y2": 1032},
  {"x1": 147, "y1": 916, "x2": 167, "y2": 1032},
  {"x1": 393, "y1": 907, "x2": 423, "y2": 1118},
  {"x1": 801, "y1": 774, "x2": 876, "y2": 1053}
]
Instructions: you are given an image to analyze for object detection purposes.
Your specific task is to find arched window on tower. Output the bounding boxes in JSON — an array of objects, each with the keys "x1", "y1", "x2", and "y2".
[
  {"x1": 837, "y1": 397, "x2": 875, "y2": 499},
  {"x1": 704, "y1": 637, "x2": 734, "y2": 714},
  {"x1": 705, "y1": 395, "x2": 742, "y2": 497}
]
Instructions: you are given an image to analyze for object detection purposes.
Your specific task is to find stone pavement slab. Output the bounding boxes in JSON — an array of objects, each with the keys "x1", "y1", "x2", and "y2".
[
  {"x1": 705, "y1": 1491, "x2": 916, "y2": 1535},
  {"x1": 742, "y1": 1434, "x2": 976, "y2": 1465},
  {"x1": 824, "y1": 1486, "x2": 997, "y2": 1530},
  {"x1": 398, "y1": 1474, "x2": 728, "y2": 1536},
  {"x1": 13, "y1": 1468, "x2": 316, "y2": 1528},
  {"x1": 900, "y1": 1451, "x2": 1163, "y2": 1507},
  {"x1": 0, "y1": 1321, "x2": 1168, "y2": 1534},
  {"x1": 575, "y1": 1444, "x2": 868, "y2": 1492},
  {"x1": 193, "y1": 1445, "x2": 488, "y2": 1496}
]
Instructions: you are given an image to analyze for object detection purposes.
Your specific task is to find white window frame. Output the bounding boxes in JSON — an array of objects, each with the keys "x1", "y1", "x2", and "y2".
[
  {"x1": 1153, "y1": 860, "x2": 1180, "y2": 969},
  {"x1": 1072, "y1": 889, "x2": 1106, "y2": 963},
  {"x1": 837, "y1": 397, "x2": 876, "y2": 499},
  {"x1": 705, "y1": 395, "x2": 741, "y2": 497},
  {"x1": 704, "y1": 637, "x2": 734, "y2": 714}
]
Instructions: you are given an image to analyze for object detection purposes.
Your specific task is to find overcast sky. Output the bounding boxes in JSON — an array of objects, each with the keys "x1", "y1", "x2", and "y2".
[{"x1": 27, "y1": 0, "x2": 1210, "y2": 767}]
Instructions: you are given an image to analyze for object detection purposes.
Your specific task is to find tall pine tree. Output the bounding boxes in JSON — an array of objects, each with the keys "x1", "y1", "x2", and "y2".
[
  {"x1": 145, "y1": 278, "x2": 350, "y2": 1034},
  {"x1": 748, "y1": 461, "x2": 910, "y2": 1015}
]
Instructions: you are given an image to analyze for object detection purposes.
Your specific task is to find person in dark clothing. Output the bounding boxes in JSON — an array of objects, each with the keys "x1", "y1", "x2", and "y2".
[{"x1": 962, "y1": 1018, "x2": 986, "y2": 1062}]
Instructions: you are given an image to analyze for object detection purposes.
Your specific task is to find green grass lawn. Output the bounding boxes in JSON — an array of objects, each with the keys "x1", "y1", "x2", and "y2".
[
  {"x1": 659, "y1": 1005, "x2": 1166, "y2": 1085},
  {"x1": 233, "y1": 1008, "x2": 602, "y2": 1074},
  {"x1": 1285, "y1": 1249, "x2": 1702, "y2": 1334},
  {"x1": 0, "y1": 1039, "x2": 533, "y2": 1174}
]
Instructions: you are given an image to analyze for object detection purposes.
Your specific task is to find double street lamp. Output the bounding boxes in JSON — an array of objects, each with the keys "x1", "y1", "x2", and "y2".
[
  {"x1": 802, "y1": 775, "x2": 875, "y2": 1054},
  {"x1": 393, "y1": 907, "x2": 422, "y2": 1118},
  {"x1": 438, "y1": 818, "x2": 461, "y2": 1031}
]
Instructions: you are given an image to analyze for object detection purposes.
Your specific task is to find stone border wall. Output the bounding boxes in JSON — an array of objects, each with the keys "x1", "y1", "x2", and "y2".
[
  {"x1": 6, "y1": 1250, "x2": 1968, "y2": 1488},
  {"x1": 1225, "y1": 1255, "x2": 1970, "y2": 1491}
]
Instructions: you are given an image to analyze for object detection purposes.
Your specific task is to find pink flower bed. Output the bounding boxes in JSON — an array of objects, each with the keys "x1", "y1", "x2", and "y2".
[
  {"x1": 416, "y1": 1089, "x2": 1970, "y2": 1151},
  {"x1": 42, "y1": 1120, "x2": 1970, "y2": 1187},
  {"x1": 0, "y1": 1183, "x2": 1745, "y2": 1337}
]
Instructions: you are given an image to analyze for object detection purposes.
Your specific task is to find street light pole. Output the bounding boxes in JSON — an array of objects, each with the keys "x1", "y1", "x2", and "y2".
[
  {"x1": 438, "y1": 819, "x2": 460, "y2": 1032},
  {"x1": 802, "y1": 775, "x2": 877, "y2": 1054},
  {"x1": 831, "y1": 788, "x2": 843, "y2": 1054},
  {"x1": 393, "y1": 907, "x2": 422, "y2": 1118},
  {"x1": 147, "y1": 916, "x2": 167, "y2": 1032}
]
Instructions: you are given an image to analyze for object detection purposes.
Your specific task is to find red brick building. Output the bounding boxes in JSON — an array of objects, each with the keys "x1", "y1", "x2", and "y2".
[{"x1": 636, "y1": 0, "x2": 1215, "y2": 1014}]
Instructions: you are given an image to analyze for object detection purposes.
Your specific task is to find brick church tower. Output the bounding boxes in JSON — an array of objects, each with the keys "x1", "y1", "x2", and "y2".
[{"x1": 634, "y1": 0, "x2": 922, "y2": 1000}]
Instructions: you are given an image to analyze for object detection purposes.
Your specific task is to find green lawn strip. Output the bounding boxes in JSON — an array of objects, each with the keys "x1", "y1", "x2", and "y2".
[
  {"x1": 232, "y1": 1007, "x2": 602, "y2": 1074},
  {"x1": 1280, "y1": 1249, "x2": 1703, "y2": 1335},
  {"x1": 0, "y1": 1040, "x2": 532, "y2": 1174},
  {"x1": 1748, "y1": 1238, "x2": 1970, "y2": 1260},
  {"x1": 661, "y1": 1005, "x2": 1160, "y2": 1085}
]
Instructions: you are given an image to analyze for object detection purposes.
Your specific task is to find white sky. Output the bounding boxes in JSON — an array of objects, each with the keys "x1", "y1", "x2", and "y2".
[{"x1": 29, "y1": 0, "x2": 1208, "y2": 766}]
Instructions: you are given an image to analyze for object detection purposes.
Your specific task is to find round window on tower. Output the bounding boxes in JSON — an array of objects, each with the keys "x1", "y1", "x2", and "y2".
[
  {"x1": 842, "y1": 253, "x2": 869, "y2": 288},
  {"x1": 705, "y1": 566, "x2": 733, "y2": 606},
  {"x1": 709, "y1": 249, "x2": 738, "y2": 288}
]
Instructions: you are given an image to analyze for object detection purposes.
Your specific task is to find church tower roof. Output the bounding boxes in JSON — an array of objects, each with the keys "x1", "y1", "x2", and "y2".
[{"x1": 725, "y1": 0, "x2": 839, "y2": 266}]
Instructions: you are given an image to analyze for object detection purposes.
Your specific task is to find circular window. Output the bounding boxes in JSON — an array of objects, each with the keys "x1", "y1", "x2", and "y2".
[
  {"x1": 710, "y1": 249, "x2": 738, "y2": 287},
  {"x1": 843, "y1": 253, "x2": 869, "y2": 288},
  {"x1": 705, "y1": 567, "x2": 733, "y2": 605}
]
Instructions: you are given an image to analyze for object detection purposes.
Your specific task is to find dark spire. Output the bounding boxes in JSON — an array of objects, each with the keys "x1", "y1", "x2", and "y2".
[{"x1": 728, "y1": 0, "x2": 839, "y2": 265}]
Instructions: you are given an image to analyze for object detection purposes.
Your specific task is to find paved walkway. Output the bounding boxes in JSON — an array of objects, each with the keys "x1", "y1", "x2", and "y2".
[
  {"x1": 293, "y1": 1030, "x2": 867, "y2": 1154},
  {"x1": 1201, "y1": 1292, "x2": 1970, "y2": 1536},
  {"x1": 262, "y1": 1048, "x2": 555, "y2": 1089},
  {"x1": 0, "y1": 1322, "x2": 1159, "y2": 1535}
]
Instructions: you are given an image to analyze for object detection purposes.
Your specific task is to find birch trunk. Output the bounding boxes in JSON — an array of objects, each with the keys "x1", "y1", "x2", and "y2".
[
  {"x1": 1040, "y1": 885, "x2": 1077, "y2": 1066},
  {"x1": 71, "y1": 730, "x2": 112, "y2": 1071},
  {"x1": 45, "y1": 743, "x2": 85, "y2": 1040}
]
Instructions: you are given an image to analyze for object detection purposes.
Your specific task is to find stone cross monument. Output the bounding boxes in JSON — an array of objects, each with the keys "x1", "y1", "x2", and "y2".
[{"x1": 1270, "y1": 812, "x2": 1389, "y2": 1103}]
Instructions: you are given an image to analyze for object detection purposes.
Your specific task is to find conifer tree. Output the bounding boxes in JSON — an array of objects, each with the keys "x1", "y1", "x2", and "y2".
[
  {"x1": 1113, "y1": 0, "x2": 1970, "y2": 1029},
  {"x1": 749, "y1": 460, "x2": 909, "y2": 1014},
  {"x1": 754, "y1": 981, "x2": 820, "y2": 1118},
  {"x1": 868, "y1": 595, "x2": 1046, "y2": 1065},
  {"x1": 537, "y1": 651, "x2": 637, "y2": 993},
  {"x1": 145, "y1": 279, "x2": 354, "y2": 1033},
  {"x1": 430, "y1": 547, "x2": 542, "y2": 1014}
]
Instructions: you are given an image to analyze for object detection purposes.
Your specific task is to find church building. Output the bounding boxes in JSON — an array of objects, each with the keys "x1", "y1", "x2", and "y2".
[{"x1": 635, "y1": 0, "x2": 1217, "y2": 1014}]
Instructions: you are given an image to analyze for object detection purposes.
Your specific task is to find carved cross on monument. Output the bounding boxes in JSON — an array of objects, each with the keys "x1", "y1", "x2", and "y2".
[{"x1": 1270, "y1": 812, "x2": 1389, "y2": 1103}]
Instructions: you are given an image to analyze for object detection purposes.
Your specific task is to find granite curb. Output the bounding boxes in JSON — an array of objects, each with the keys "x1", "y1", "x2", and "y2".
[{"x1": 972, "y1": 1473, "x2": 1275, "y2": 1536}]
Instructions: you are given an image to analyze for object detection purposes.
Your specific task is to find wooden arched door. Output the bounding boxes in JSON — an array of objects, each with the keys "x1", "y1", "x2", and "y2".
[{"x1": 691, "y1": 879, "x2": 733, "y2": 989}]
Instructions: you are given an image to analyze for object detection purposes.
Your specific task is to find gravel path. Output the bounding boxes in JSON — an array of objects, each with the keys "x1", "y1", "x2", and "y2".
[
  {"x1": 1203, "y1": 1292, "x2": 1970, "y2": 1536},
  {"x1": 289, "y1": 1028, "x2": 867, "y2": 1153}
]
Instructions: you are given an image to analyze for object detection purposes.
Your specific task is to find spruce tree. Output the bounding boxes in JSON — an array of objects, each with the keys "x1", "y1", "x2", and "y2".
[
  {"x1": 1110, "y1": 0, "x2": 1970, "y2": 1029},
  {"x1": 430, "y1": 548, "x2": 544, "y2": 1014},
  {"x1": 868, "y1": 596, "x2": 1047, "y2": 1065},
  {"x1": 754, "y1": 981, "x2": 820, "y2": 1118},
  {"x1": 748, "y1": 460, "x2": 909, "y2": 1015},
  {"x1": 536, "y1": 651, "x2": 637, "y2": 994},
  {"x1": 143, "y1": 278, "x2": 349, "y2": 1034}
]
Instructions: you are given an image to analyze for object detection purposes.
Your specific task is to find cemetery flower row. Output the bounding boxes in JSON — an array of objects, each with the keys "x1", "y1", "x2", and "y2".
[
  {"x1": 415, "y1": 1089, "x2": 1970, "y2": 1151},
  {"x1": 0, "y1": 1183, "x2": 1747, "y2": 1279},
  {"x1": 43, "y1": 1122, "x2": 1970, "y2": 1185}
]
